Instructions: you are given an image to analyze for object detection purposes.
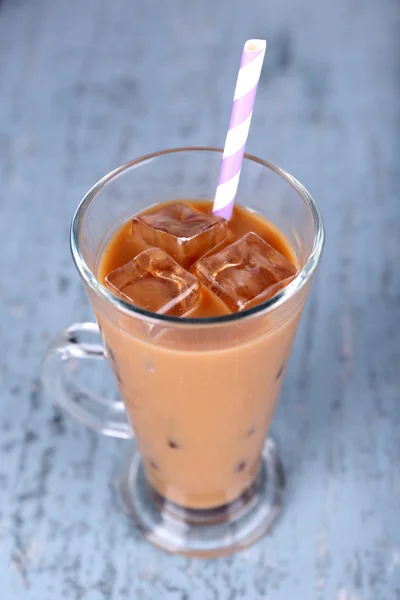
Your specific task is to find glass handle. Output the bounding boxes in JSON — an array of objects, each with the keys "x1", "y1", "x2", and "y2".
[{"x1": 41, "y1": 322, "x2": 133, "y2": 439}]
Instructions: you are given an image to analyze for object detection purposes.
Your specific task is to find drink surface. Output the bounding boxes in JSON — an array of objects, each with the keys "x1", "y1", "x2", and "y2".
[
  {"x1": 98, "y1": 200, "x2": 297, "y2": 318},
  {"x1": 95, "y1": 201, "x2": 302, "y2": 510}
]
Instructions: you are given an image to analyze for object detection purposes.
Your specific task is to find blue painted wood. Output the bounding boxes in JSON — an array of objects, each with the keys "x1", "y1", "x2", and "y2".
[{"x1": 0, "y1": 0, "x2": 399, "y2": 598}]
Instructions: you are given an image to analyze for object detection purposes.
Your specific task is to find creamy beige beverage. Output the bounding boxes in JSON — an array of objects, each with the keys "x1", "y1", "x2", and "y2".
[{"x1": 95, "y1": 201, "x2": 301, "y2": 510}]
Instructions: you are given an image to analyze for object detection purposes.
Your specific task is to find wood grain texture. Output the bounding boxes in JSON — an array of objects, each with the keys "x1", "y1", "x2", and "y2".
[{"x1": 0, "y1": 0, "x2": 399, "y2": 598}]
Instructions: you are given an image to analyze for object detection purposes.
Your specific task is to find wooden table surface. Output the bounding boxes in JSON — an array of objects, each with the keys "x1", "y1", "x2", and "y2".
[{"x1": 1, "y1": 0, "x2": 399, "y2": 598}]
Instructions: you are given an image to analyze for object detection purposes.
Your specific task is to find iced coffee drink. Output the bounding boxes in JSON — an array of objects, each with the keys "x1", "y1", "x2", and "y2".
[{"x1": 97, "y1": 200, "x2": 299, "y2": 510}]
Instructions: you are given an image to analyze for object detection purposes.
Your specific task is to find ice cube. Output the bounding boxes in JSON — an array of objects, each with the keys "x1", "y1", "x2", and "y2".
[
  {"x1": 132, "y1": 203, "x2": 228, "y2": 268},
  {"x1": 105, "y1": 248, "x2": 200, "y2": 316},
  {"x1": 195, "y1": 232, "x2": 297, "y2": 312}
]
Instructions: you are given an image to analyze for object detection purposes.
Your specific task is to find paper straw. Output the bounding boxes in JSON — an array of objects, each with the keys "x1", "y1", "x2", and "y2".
[{"x1": 213, "y1": 39, "x2": 266, "y2": 220}]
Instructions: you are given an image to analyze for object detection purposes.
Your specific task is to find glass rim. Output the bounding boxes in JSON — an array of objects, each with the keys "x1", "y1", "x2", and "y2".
[{"x1": 71, "y1": 146, "x2": 325, "y2": 326}]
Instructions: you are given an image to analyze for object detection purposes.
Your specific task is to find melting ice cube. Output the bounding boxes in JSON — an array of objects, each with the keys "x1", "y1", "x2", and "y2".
[
  {"x1": 195, "y1": 232, "x2": 297, "y2": 312},
  {"x1": 105, "y1": 248, "x2": 200, "y2": 316},
  {"x1": 132, "y1": 203, "x2": 227, "y2": 268}
]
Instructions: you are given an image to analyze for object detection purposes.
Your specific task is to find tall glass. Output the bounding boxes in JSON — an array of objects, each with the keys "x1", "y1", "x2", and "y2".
[{"x1": 42, "y1": 148, "x2": 324, "y2": 557}]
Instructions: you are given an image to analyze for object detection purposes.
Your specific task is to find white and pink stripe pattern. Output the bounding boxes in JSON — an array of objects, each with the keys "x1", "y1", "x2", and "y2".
[{"x1": 213, "y1": 39, "x2": 267, "y2": 220}]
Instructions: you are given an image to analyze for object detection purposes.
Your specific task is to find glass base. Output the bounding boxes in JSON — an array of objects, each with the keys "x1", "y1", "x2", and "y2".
[{"x1": 116, "y1": 438, "x2": 284, "y2": 558}]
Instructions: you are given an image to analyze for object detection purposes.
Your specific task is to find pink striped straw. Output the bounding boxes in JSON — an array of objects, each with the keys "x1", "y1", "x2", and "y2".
[{"x1": 213, "y1": 39, "x2": 267, "y2": 220}]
